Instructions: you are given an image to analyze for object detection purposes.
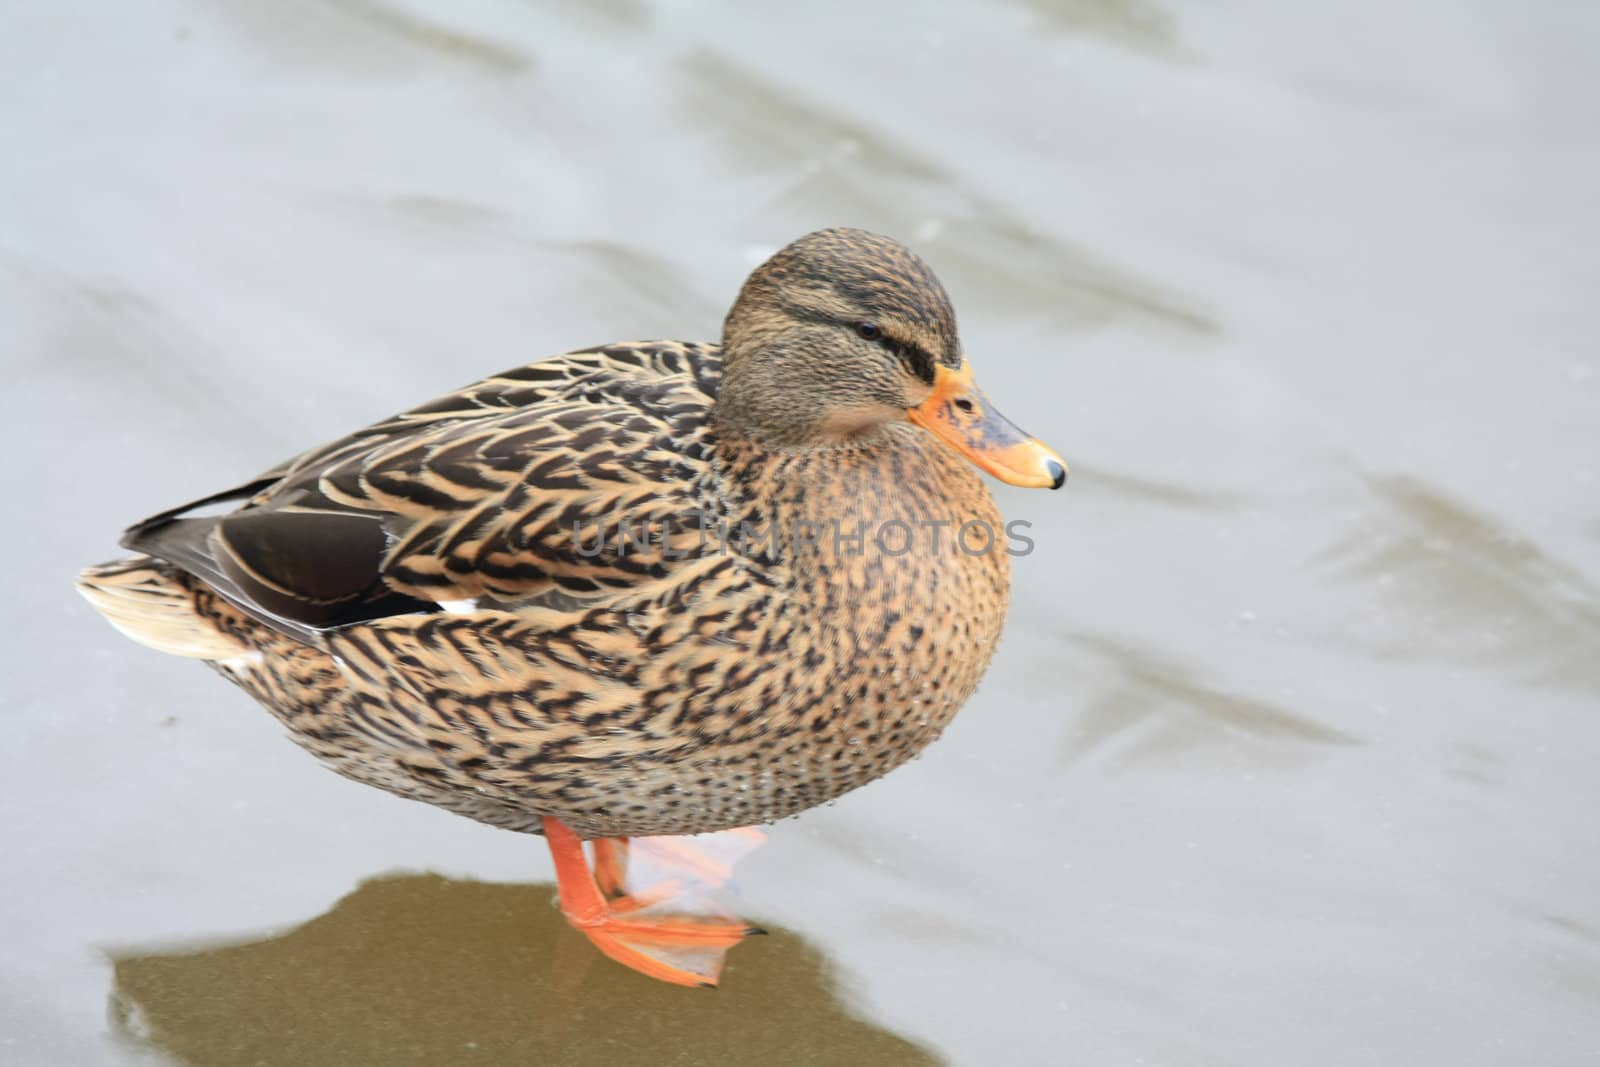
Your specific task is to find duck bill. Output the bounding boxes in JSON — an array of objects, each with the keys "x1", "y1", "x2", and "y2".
[{"x1": 908, "y1": 361, "x2": 1067, "y2": 489}]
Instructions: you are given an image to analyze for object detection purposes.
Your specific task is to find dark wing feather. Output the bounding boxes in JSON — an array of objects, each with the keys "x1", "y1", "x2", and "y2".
[{"x1": 122, "y1": 343, "x2": 724, "y2": 646}]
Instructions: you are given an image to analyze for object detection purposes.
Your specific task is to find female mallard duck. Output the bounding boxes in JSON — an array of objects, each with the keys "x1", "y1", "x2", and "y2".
[{"x1": 78, "y1": 228, "x2": 1065, "y2": 986}]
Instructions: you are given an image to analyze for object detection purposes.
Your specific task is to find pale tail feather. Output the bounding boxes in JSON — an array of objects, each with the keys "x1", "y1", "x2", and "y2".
[{"x1": 77, "y1": 558, "x2": 250, "y2": 661}]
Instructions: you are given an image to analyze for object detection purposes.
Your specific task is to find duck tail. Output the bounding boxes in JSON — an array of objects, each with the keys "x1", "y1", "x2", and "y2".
[{"x1": 76, "y1": 557, "x2": 251, "y2": 661}]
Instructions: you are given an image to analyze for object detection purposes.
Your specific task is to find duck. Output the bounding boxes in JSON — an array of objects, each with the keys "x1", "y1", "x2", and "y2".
[{"x1": 78, "y1": 227, "x2": 1066, "y2": 987}]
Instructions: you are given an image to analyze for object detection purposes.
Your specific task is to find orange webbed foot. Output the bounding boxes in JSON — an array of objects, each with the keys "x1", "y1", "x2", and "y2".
[{"x1": 543, "y1": 818, "x2": 765, "y2": 988}]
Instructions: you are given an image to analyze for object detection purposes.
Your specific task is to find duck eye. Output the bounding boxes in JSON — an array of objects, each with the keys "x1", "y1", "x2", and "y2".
[{"x1": 855, "y1": 322, "x2": 882, "y2": 341}]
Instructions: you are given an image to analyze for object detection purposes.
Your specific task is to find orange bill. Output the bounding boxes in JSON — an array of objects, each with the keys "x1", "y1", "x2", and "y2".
[{"x1": 908, "y1": 361, "x2": 1067, "y2": 489}]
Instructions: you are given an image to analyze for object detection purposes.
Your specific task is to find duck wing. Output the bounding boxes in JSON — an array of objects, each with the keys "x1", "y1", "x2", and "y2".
[{"x1": 122, "y1": 342, "x2": 725, "y2": 646}]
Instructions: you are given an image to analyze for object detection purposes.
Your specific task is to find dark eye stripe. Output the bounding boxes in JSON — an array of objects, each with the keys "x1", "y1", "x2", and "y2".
[
  {"x1": 787, "y1": 307, "x2": 942, "y2": 384},
  {"x1": 894, "y1": 341, "x2": 936, "y2": 384},
  {"x1": 865, "y1": 332, "x2": 935, "y2": 385}
]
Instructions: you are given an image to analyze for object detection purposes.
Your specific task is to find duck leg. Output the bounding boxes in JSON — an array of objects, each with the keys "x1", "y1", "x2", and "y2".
[
  {"x1": 591, "y1": 828, "x2": 766, "y2": 904},
  {"x1": 542, "y1": 817, "x2": 762, "y2": 988},
  {"x1": 590, "y1": 837, "x2": 631, "y2": 900}
]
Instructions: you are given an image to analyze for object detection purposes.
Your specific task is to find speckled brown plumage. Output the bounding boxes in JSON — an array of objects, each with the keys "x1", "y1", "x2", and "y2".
[{"x1": 79, "y1": 228, "x2": 1060, "y2": 846}]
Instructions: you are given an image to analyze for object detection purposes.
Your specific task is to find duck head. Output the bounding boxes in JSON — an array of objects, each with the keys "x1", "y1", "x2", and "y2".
[{"x1": 715, "y1": 228, "x2": 1065, "y2": 490}]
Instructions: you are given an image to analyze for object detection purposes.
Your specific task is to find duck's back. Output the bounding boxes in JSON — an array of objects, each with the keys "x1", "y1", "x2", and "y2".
[{"x1": 113, "y1": 341, "x2": 727, "y2": 644}]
